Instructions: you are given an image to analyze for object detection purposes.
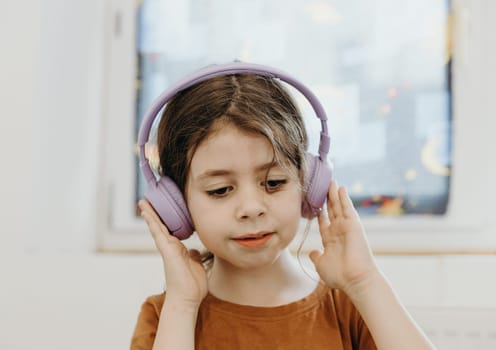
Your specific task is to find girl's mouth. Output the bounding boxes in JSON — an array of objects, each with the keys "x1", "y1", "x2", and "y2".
[{"x1": 232, "y1": 232, "x2": 274, "y2": 248}]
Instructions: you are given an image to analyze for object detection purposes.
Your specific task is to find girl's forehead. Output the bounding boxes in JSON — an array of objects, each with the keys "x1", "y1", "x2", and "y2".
[
  {"x1": 195, "y1": 119, "x2": 266, "y2": 152},
  {"x1": 189, "y1": 127, "x2": 283, "y2": 181},
  {"x1": 191, "y1": 123, "x2": 272, "y2": 166},
  {"x1": 206, "y1": 118, "x2": 253, "y2": 138}
]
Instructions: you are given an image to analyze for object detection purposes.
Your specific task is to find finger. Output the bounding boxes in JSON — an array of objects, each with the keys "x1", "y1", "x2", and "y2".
[
  {"x1": 327, "y1": 180, "x2": 342, "y2": 219},
  {"x1": 338, "y1": 187, "x2": 358, "y2": 218},
  {"x1": 143, "y1": 214, "x2": 187, "y2": 261},
  {"x1": 138, "y1": 199, "x2": 162, "y2": 222},
  {"x1": 140, "y1": 210, "x2": 169, "y2": 248},
  {"x1": 309, "y1": 250, "x2": 322, "y2": 266},
  {"x1": 140, "y1": 208, "x2": 168, "y2": 237},
  {"x1": 139, "y1": 200, "x2": 171, "y2": 235},
  {"x1": 317, "y1": 211, "x2": 330, "y2": 237},
  {"x1": 138, "y1": 200, "x2": 178, "y2": 252}
]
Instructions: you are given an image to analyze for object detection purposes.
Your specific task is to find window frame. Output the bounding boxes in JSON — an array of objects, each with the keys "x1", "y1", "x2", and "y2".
[{"x1": 97, "y1": 0, "x2": 496, "y2": 253}]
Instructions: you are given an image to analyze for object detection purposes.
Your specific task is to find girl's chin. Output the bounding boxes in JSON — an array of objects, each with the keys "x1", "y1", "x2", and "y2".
[{"x1": 213, "y1": 249, "x2": 288, "y2": 270}]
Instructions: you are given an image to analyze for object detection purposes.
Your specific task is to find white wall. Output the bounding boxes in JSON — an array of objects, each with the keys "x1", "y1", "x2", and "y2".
[
  {"x1": 0, "y1": 1, "x2": 164, "y2": 349},
  {"x1": 1, "y1": 1, "x2": 496, "y2": 349}
]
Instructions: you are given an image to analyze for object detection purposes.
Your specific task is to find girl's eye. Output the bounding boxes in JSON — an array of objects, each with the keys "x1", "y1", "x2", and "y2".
[
  {"x1": 206, "y1": 186, "x2": 232, "y2": 197},
  {"x1": 264, "y1": 179, "x2": 287, "y2": 192}
]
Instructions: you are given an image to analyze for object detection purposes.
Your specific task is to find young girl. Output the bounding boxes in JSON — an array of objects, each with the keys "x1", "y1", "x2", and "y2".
[{"x1": 131, "y1": 65, "x2": 435, "y2": 350}]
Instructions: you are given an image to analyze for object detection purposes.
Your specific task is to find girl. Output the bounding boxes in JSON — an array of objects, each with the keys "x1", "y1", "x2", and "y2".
[{"x1": 131, "y1": 66, "x2": 435, "y2": 350}]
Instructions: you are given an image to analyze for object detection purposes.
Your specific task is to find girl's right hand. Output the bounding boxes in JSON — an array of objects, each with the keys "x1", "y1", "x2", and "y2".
[{"x1": 138, "y1": 199, "x2": 208, "y2": 309}]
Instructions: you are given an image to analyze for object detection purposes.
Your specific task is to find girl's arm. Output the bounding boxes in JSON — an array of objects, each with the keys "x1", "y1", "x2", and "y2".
[
  {"x1": 139, "y1": 200, "x2": 208, "y2": 350},
  {"x1": 345, "y1": 269, "x2": 434, "y2": 349},
  {"x1": 152, "y1": 299, "x2": 199, "y2": 350},
  {"x1": 309, "y1": 181, "x2": 435, "y2": 350}
]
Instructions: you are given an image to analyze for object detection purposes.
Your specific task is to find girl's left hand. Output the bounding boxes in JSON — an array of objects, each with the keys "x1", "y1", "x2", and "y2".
[{"x1": 309, "y1": 180, "x2": 379, "y2": 295}]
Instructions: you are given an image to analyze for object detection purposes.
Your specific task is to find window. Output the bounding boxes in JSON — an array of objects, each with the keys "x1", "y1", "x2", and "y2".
[
  {"x1": 135, "y1": 0, "x2": 452, "y2": 216},
  {"x1": 99, "y1": 0, "x2": 492, "y2": 253}
]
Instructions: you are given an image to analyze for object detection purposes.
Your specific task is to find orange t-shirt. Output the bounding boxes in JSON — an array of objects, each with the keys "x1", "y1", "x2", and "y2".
[{"x1": 131, "y1": 283, "x2": 377, "y2": 350}]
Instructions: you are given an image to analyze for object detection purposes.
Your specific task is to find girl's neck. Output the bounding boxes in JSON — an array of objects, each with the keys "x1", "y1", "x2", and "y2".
[{"x1": 207, "y1": 249, "x2": 318, "y2": 307}]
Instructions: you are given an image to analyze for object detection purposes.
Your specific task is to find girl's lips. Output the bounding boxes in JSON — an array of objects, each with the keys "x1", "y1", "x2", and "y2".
[{"x1": 232, "y1": 233, "x2": 274, "y2": 248}]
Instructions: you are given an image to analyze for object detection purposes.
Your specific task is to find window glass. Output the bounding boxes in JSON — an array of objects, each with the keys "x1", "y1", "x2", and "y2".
[{"x1": 135, "y1": 0, "x2": 451, "y2": 216}]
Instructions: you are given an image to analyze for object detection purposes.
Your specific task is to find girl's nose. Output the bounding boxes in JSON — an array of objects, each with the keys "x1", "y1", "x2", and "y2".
[{"x1": 235, "y1": 187, "x2": 267, "y2": 220}]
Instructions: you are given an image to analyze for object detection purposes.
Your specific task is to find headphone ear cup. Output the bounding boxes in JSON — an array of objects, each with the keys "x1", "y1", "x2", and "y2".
[
  {"x1": 144, "y1": 176, "x2": 194, "y2": 240},
  {"x1": 302, "y1": 153, "x2": 333, "y2": 218}
]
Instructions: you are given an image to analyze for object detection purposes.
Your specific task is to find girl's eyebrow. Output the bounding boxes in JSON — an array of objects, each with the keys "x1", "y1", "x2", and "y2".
[
  {"x1": 196, "y1": 162, "x2": 279, "y2": 181},
  {"x1": 196, "y1": 169, "x2": 231, "y2": 181}
]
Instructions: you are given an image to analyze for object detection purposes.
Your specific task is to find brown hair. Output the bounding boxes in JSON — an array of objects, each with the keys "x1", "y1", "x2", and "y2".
[{"x1": 157, "y1": 74, "x2": 309, "y2": 193}]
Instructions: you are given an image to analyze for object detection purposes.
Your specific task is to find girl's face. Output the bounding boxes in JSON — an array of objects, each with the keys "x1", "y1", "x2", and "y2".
[{"x1": 185, "y1": 122, "x2": 303, "y2": 270}]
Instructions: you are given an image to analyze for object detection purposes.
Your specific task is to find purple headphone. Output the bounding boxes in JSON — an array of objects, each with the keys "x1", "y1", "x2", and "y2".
[{"x1": 138, "y1": 62, "x2": 333, "y2": 240}]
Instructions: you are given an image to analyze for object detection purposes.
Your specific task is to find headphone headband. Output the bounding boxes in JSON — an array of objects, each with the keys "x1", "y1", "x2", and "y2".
[{"x1": 138, "y1": 62, "x2": 330, "y2": 184}]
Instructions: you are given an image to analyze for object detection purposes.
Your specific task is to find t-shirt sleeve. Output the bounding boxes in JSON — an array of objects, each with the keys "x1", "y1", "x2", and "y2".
[
  {"x1": 352, "y1": 308, "x2": 377, "y2": 350},
  {"x1": 130, "y1": 294, "x2": 164, "y2": 350}
]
